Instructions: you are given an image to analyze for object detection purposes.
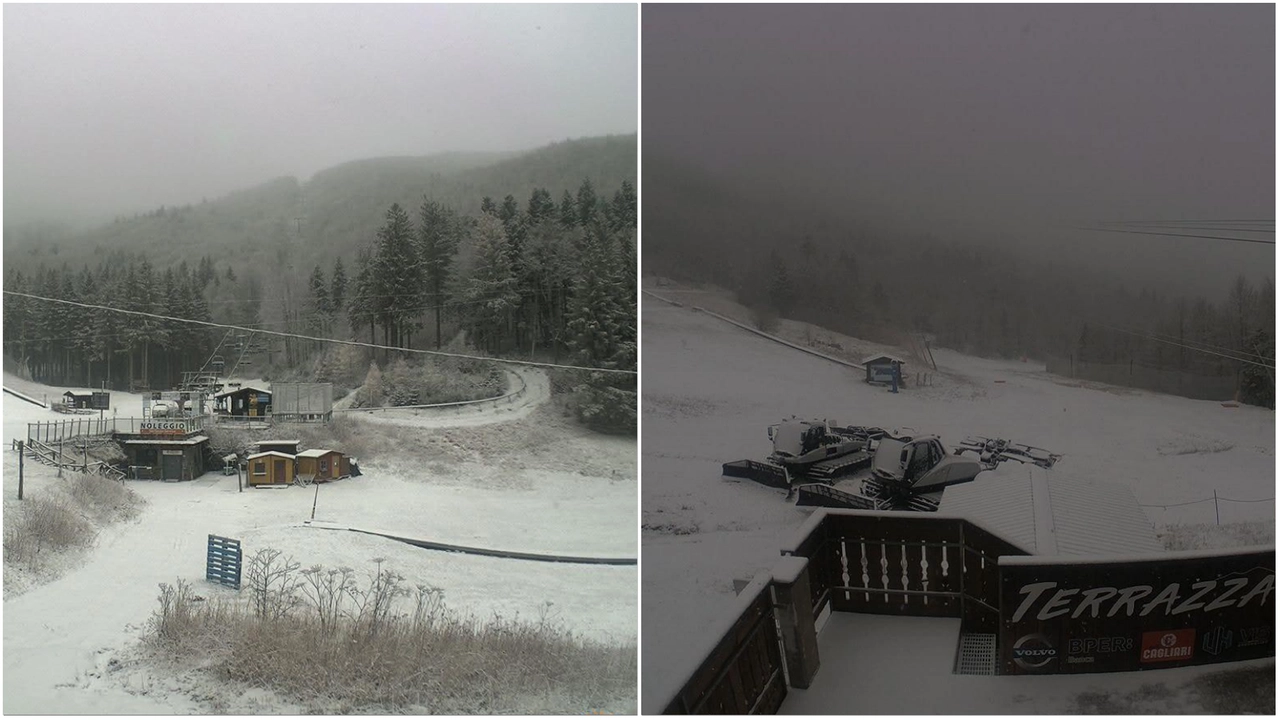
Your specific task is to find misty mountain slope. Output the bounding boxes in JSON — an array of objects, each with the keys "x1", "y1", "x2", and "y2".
[
  {"x1": 643, "y1": 158, "x2": 1274, "y2": 382},
  {"x1": 301, "y1": 134, "x2": 637, "y2": 267},
  {"x1": 4, "y1": 134, "x2": 636, "y2": 273}
]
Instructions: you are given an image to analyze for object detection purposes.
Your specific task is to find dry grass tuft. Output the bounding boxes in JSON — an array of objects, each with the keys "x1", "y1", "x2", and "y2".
[
  {"x1": 145, "y1": 552, "x2": 635, "y2": 713},
  {"x1": 3, "y1": 494, "x2": 97, "y2": 564},
  {"x1": 68, "y1": 473, "x2": 142, "y2": 523}
]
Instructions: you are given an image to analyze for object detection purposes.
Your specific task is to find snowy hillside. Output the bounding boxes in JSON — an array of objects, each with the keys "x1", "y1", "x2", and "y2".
[
  {"x1": 640, "y1": 282, "x2": 1273, "y2": 712},
  {"x1": 4, "y1": 370, "x2": 637, "y2": 713}
]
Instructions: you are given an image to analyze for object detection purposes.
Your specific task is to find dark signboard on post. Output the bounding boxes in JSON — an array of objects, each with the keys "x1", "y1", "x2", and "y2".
[
  {"x1": 91, "y1": 391, "x2": 110, "y2": 409},
  {"x1": 999, "y1": 549, "x2": 1274, "y2": 675}
]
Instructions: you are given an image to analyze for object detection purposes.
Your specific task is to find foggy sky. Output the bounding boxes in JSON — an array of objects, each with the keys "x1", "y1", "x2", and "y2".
[
  {"x1": 5, "y1": 3, "x2": 637, "y2": 228},
  {"x1": 643, "y1": 4, "x2": 1274, "y2": 292}
]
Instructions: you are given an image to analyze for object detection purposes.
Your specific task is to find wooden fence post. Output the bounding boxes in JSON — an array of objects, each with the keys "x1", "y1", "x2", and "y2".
[
  {"x1": 17, "y1": 441, "x2": 24, "y2": 500},
  {"x1": 771, "y1": 556, "x2": 821, "y2": 689}
]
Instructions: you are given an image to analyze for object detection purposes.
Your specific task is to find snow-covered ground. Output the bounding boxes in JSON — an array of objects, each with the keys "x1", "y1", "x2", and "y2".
[
  {"x1": 640, "y1": 283, "x2": 1274, "y2": 713},
  {"x1": 3, "y1": 369, "x2": 636, "y2": 713}
]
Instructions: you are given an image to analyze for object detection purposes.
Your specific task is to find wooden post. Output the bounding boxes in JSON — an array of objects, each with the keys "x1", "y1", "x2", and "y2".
[
  {"x1": 771, "y1": 556, "x2": 820, "y2": 688},
  {"x1": 17, "y1": 441, "x2": 24, "y2": 500},
  {"x1": 311, "y1": 484, "x2": 319, "y2": 520},
  {"x1": 1214, "y1": 489, "x2": 1220, "y2": 525},
  {"x1": 238, "y1": 463, "x2": 242, "y2": 493}
]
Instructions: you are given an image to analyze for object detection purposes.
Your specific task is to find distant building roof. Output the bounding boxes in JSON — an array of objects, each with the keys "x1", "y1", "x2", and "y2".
[
  {"x1": 939, "y1": 465, "x2": 1163, "y2": 557},
  {"x1": 215, "y1": 386, "x2": 271, "y2": 398},
  {"x1": 296, "y1": 449, "x2": 336, "y2": 458},
  {"x1": 122, "y1": 435, "x2": 210, "y2": 446},
  {"x1": 861, "y1": 354, "x2": 906, "y2": 366},
  {"x1": 64, "y1": 390, "x2": 93, "y2": 397},
  {"x1": 252, "y1": 439, "x2": 300, "y2": 446},
  {"x1": 246, "y1": 451, "x2": 295, "y2": 460}
]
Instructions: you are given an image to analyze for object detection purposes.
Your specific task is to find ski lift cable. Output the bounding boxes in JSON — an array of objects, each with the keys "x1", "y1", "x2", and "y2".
[
  {"x1": 1096, "y1": 224, "x2": 1274, "y2": 235},
  {"x1": 1132, "y1": 328, "x2": 1273, "y2": 364},
  {"x1": 1073, "y1": 226, "x2": 1276, "y2": 246},
  {"x1": 1093, "y1": 319, "x2": 1275, "y2": 364},
  {"x1": 3, "y1": 291, "x2": 638, "y2": 376},
  {"x1": 1095, "y1": 219, "x2": 1274, "y2": 225},
  {"x1": 1095, "y1": 323, "x2": 1276, "y2": 369}
]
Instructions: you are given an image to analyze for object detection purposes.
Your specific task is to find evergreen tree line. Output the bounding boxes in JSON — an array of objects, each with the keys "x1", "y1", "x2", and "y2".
[
  {"x1": 2, "y1": 255, "x2": 252, "y2": 390},
  {"x1": 302, "y1": 179, "x2": 637, "y2": 430},
  {"x1": 4, "y1": 179, "x2": 637, "y2": 420},
  {"x1": 653, "y1": 225, "x2": 1273, "y2": 408}
]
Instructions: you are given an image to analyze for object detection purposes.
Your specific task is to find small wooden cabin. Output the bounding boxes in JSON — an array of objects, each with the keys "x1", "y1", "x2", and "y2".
[
  {"x1": 215, "y1": 386, "x2": 272, "y2": 417},
  {"x1": 63, "y1": 391, "x2": 94, "y2": 409},
  {"x1": 296, "y1": 449, "x2": 351, "y2": 482},
  {"x1": 122, "y1": 435, "x2": 210, "y2": 481},
  {"x1": 246, "y1": 451, "x2": 295, "y2": 486},
  {"x1": 862, "y1": 354, "x2": 906, "y2": 385}
]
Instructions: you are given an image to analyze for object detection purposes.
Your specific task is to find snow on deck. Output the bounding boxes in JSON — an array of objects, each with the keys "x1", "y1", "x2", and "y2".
[
  {"x1": 939, "y1": 465, "x2": 1165, "y2": 556},
  {"x1": 782, "y1": 612, "x2": 1272, "y2": 714}
]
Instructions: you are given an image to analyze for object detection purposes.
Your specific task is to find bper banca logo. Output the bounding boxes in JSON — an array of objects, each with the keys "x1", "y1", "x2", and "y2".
[{"x1": 1012, "y1": 634, "x2": 1057, "y2": 671}]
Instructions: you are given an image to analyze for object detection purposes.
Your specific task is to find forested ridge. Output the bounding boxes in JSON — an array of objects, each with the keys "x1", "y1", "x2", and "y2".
[
  {"x1": 645, "y1": 157, "x2": 1275, "y2": 407},
  {"x1": 3, "y1": 135, "x2": 636, "y2": 273},
  {"x1": 4, "y1": 136, "x2": 637, "y2": 431}
]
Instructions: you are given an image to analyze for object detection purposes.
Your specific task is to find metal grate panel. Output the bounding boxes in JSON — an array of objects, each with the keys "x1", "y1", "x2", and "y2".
[{"x1": 955, "y1": 633, "x2": 997, "y2": 675}]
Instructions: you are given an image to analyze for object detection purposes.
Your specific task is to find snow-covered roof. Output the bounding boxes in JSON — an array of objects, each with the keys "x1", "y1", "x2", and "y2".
[
  {"x1": 215, "y1": 386, "x2": 270, "y2": 398},
  {"x1": 296, "y1": 449, "x2": 336, "y2": 458},
  {"x1": 122, "y1": 435, "x2": 210, "y2": 446},
  {"x1": 938, "y1": 465, "x2": 1164, "y2": 557},
  {"x1": 861, "y1": 354, "x2": 905, "y2": 366},
  {"x1": 253, "y1": 439, "x2": 300, "y2": 446},
  {"x1": 246, "y1": 451, "x2": 295, "y2": 460}
]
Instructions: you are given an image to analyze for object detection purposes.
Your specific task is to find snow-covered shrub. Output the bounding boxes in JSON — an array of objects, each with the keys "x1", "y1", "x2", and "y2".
[
  {"x1": 140, "y1": 554, "x2": 637, "y2": 714},
  {"x1": 4, "y1": 495, "x2": 96, "y2": 563},
  {"x1": 244, "y1": 548, "x2": 302, "y2": 622},
  {"x1": 68, "y1": 473, "x2": 140, "y2": 523}
]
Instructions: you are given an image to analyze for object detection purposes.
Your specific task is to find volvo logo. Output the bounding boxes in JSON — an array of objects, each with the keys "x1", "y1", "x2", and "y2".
[{"x1": 1012, "y1": 634, "x2": 1057, "y2": 671}]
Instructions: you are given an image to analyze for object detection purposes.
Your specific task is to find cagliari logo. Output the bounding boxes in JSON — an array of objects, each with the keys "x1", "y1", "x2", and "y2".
[{"x1": 1140, "y1": 629, "x2": 1195, "y2": 663}]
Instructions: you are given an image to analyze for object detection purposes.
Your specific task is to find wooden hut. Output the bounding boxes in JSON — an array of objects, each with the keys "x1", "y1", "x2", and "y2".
[
  {"x1": 63, "y1": 391, "x2": 94, "y2": 409},
  {"x1": 121, "y1": 435, "x2": 210, "y2": 481},
  {"x1": 215, "y1": 386, "x2": 272, "y2": 417},
  {"x1": 246, "y1": 451, "x2": 295, "y2": 486},
  {"x1": 296, "y1": 449, "x2": 351, "y2": 482},
  {"x1": 861, "y1": 354, "x2": 906, "y2": 385}
]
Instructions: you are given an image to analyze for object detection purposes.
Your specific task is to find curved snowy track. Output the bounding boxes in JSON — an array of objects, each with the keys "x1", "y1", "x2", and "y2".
[{"x1": 339, "y1": 366, "x2": 551, "y2": 429}]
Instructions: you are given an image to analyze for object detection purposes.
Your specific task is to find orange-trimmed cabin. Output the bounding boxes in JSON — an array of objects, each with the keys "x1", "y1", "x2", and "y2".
[
  {"x1": 295, "y1": 449, "x2": 351, "y2": 483},
  {"x1": 245, "y1": 451, "x2": 295, "y2": 486}
]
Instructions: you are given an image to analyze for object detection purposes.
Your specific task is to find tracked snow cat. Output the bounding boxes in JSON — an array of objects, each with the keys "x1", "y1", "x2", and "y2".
[
  {"x1": 723, "y1": 417, "x2": 1061, "y2": 511},
  {"x1": 721, "y1": 418, "x2": 889, "y2": 489}
]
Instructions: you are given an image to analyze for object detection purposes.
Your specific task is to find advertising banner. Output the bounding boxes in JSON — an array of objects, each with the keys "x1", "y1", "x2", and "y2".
[{"x1": 1000, "y1": 550, "x2": 1274, "y2": 674}]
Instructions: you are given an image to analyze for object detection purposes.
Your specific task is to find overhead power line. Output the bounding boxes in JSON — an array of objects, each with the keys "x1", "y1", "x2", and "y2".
[{"x1": 3, "y1": 291, "x2": 637, "y2": 376}]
